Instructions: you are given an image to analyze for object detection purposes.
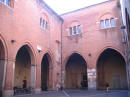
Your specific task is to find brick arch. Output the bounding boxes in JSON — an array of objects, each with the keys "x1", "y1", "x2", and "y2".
[
  {"x1": 41, "y1": 51, "x2": 54, "y2": 89},
  {"x1": 67, "y1": 20, "x2": 81, "y2": 28},
  {"x1": 64, "y1": 51, "x2": 88, "y2": 89},
  {"x1": 97, "y1": 12, "x2": 116, "y2": 22},
  {"x1": 95, "y1": 46, "x2": 125, "y2": 65},
  {"x1": 96, "y1": 47, "x2": 127, "y2": 89},
  {"x1": 15, "y1": 42, "x2": 36, "y2": 65},
  {"x1": 0, "y1": 34, "x2": 8, "y2": 96},
  {"x1": 63, "y1": 51, "x2": 88, "y2": 69},
  {"x1": 0, "y1": 34, "x2": 8, "y2": 59},
  {"x1": 41, "y1": 52, "x2": 53, "y2": 68}
]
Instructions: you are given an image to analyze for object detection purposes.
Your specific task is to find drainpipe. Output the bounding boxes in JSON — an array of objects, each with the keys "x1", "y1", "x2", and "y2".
[{"x1": 60, "y1": 19, "x2": 64, "y2": 90}]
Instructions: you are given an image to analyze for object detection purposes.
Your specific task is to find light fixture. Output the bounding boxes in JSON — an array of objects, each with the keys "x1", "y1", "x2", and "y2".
[
  {"x1": 37, "y1": 45, "x2": 42, "y2": 52},
  {"x1": 121, "y1": 25, "x2": 126, "y2": 29},
  {"x1": 88, "y1": 53, "x2": 91, "y2": 56},
  {"x1": 11, "y1": 40, "x2": 16, "y2": 43}
]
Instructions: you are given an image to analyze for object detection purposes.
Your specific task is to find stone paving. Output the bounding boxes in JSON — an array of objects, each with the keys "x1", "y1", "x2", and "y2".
[{"x1": 11, "y1": 90, "x2": 129, "y2": 97}]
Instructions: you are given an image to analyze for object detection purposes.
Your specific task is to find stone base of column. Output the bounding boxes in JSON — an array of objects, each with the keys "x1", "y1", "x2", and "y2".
[
  {"x1": 3, "y1": 90, "x2": 14, "y2": 97},
  {"x1": 34, "y1": 88, "x2": 41, "y2": 94},
  {"x1": 128, "y1": 91, "x2": 130, "y2": 97},
  {"x1": 88, "y1": 82, "x2": 96, "y2": 90}
]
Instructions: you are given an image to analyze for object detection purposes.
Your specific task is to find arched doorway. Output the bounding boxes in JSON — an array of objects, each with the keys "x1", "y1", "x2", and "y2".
[
  {"x1": 14, "y1": 45, "x2": 34, "y2": 90},
  {"x1": 0, "y1": 40, "x2": 5, "y2": 97},
  {"x1": 97, "y1": 48, "x2": 128, "y2": 90},
  {"x1": 41, "y1": 53, "x2": 51, "y2": 91},
  {"x1": 65, "y1": 53, "x2": 88, "y2": 89}
]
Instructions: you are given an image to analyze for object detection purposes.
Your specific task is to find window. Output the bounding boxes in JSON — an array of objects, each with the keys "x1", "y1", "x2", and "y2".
[
  {"x1": 77, "y1": 25, "x2": 81, "y2": 33},
  {"x1": 105, "y1": 19, "x2": 110, "y2": 28},
  {"x1": 73, "y1": 26, "x2": 77, "y2": 34},
  {"x1": 100, "y1": 18, "x2": 116, "y2": 29},
  {"x1": 40, "y1": 18, "x2": 48, "y2": 31},
  {"x1": 69, "y1": 25, "x2": 82, "y2": 35},
  {"x1": 40, "y1": 18, "x2": 42, "y2": 26},
  {"x1": 111, "y1": 18, "x2": 115, "y2": 27},
  {"x1": 0, "y1": 0, "x2": 4, "y2": 2},
  {"x1": 101, "y1": 20, "x2": 105, "y2": 29},
  {"x1": 69, "y1": 27, "x2": 72, "y2": 35},
  {"x1": 5, "y1": 0, "x2": 10, "y2": 6}
]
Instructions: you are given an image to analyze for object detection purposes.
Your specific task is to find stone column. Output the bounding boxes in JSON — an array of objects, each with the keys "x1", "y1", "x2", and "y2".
[
  {"x1": 87, "y1": 68, "x2": 97, "y2": 90},
  {"x1": 61, "y1": 68, "x2": 65, "y2": 89},
  {"x1": 3, "y1": 59, "x2": 15, "y2": 97},
  {"x1": 30, "y1": 64, "x2": 36, "y2": 92},
  {"x1": 35, "y1": 64, "x2": 41, "y2": 94}
]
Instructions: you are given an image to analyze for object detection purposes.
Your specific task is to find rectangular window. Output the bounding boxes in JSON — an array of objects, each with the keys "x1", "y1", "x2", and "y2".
[
  {"x1": 73, "y1": 26, "x2": 77, "y2": 34},
  {"x1": 5, "y1": 0, "x2": 10, "y2": 6},
  {"x1": 105, "y1": 19, "x2": 110, "y2": 28},
  {"x1": 77, "y1": 25, "x2": 81, "y2": 34},
  {"x1": 111, "y1": 18, "x2": 115, "y2": 27},
  {"x1": 44, "y1": 21, "x2": 47, "y2": 30},
  {"x1": 69, "y1": 27, "x2": 72, "y2": 35},
  {"x1": 0, "y1": 0, "x2": 4, "y2": 3},
  {"x1": 40, "y1": 18, "x2": 42, "y2": 26},
  {"x1": 42, "y1": 19, "x2": 45, "y2": 29},
  {"x1": 100, "y1": 20, "x2": 105, "y2": 29}
]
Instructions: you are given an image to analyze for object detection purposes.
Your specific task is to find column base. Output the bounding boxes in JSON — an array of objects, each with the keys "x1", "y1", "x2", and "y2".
[
  {"x1": 3, "y1": 90, "x2": 14, "y2": 97},
  {"x1": 128, "y1": 91, "x2": 130, "y2": 97},
  {"x1": 34, "y1": 88, "x2": 41, "y2": 94}
]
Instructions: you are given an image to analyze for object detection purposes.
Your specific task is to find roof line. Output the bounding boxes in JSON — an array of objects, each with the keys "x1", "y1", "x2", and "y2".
[
  {"x1": 60, "y1": 0, "x2": 112, "y2": 16},
  {"x1": 41, "y1": 0, "x2": 63, "y2": 21}
]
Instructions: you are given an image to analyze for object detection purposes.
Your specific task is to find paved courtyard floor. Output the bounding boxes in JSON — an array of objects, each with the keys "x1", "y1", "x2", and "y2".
[{"x1": 11, "y1": 90, "x2": 129, "y2": 97}]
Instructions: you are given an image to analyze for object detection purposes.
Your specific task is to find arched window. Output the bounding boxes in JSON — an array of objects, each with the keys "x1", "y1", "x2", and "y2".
[
  {"x1": 40, "y1": 17, "x2": 48, "y2": 31},
  {"x1": 100, "y1": 18, "x2": 116, "y2": 29}
]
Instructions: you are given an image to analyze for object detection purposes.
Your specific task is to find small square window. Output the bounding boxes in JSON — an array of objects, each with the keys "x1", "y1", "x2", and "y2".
[{"x1": 100, "y1": 20, "x2": 105, "y2": 29}]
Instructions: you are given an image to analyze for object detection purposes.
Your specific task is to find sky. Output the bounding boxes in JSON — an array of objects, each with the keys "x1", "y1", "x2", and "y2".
[{"x1": 44, "y1": 0, "x2": 109, "y2": 15}]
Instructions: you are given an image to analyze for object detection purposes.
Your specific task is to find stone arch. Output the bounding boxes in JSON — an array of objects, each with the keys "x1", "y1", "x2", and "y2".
[
  {"x1": 65, "y1": 52, "x2": 88, "y2": 89},
  {"x1": 96, "y1": 48, "x2": 128, "y2": 90}
]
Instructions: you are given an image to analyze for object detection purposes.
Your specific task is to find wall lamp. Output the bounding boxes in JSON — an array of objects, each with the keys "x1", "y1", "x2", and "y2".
[
  {"x1": 88, "y1": 53, "x2": 91, "y2": 57},
  {"x1": 11, "y1": 40, "x2": 16, "y2": 43},
  {"x1": 121, "y1": 25, "x2": 126, "y2": 29},
  {"x1": 37, "y1": 45, "x2": 42, "y2": 53}
]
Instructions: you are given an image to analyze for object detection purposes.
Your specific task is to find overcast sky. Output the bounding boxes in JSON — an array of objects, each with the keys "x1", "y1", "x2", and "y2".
[{"x1": 44, "y1": 0, "x2": 109, "y2": 14}]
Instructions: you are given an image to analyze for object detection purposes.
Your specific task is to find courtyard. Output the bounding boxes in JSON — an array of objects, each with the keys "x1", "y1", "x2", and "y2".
[{"x1": 11, "y1": 90, "x2": 129, "y2": 97}]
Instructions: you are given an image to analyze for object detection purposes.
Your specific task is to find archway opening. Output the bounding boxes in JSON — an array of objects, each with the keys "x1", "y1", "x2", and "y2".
[
  {"x1": 0, "y1": 40, "x2": 5, "y2": 96},
  {"x1": 65, "y1": 53, "x2": 88, "y2": 89},
  {"x1": 97, "y1": 48, "x2": 128, "y2": 90},
  {"x1": 14, "y1": 45, "x2": 32, "y2": 90},
  {"x1": 41, "y1": 53, "x2": 50, "y2": 91}
]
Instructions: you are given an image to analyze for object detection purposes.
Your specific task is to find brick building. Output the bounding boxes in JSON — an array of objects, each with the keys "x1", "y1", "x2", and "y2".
[{"x1": 0, "y1": 0, "x2": 129, "y2": 97}]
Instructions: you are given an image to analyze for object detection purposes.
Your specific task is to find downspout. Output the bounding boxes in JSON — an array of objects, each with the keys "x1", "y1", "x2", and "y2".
[{"x1": 60, "y1": 19, "x2": 64, "y2": 90}]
